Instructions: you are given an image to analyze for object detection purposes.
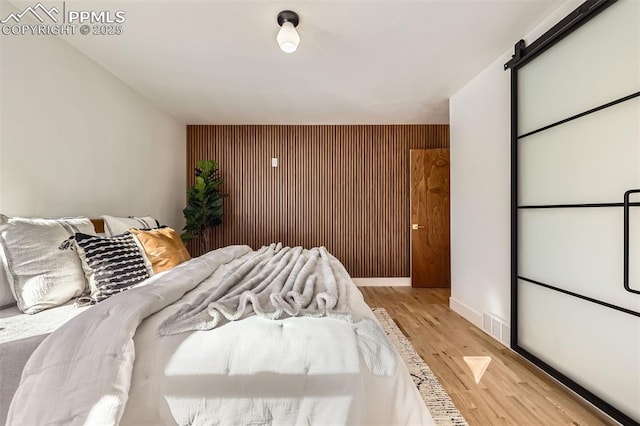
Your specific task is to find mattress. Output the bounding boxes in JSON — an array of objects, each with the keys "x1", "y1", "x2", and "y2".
[{"x1": 0, "y1": 302, "x2": 90, "y2": 423}]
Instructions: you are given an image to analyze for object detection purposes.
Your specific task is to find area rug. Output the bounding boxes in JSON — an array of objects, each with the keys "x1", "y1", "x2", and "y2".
[{"x1": 373, "y1": 308, "x2": 468, "y2": 426}]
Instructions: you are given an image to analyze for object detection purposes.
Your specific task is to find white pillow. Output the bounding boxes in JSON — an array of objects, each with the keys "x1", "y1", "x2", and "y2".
[
  {"x1": 101, "y1": 215, "x2": 160, "y2": 237},
  {"x1": 0, "y1": 251, "x2": 15, "y2": 308},
  {"x1": 0, "y1": 219, "x2": 16, "y2": 308},
  {"x1": 0, "y1": 215, "x2": 95, "y2": 314}
]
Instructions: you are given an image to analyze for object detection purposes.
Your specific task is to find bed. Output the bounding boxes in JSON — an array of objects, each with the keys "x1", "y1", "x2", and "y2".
[{"x1": 1, "y1": 217, "x2": 434, "y2": 425}]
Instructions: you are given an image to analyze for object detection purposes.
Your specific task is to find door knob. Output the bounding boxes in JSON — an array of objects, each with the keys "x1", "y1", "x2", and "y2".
[{"x1": 412, "y1": 224, "x2": 425, "y2": 230}]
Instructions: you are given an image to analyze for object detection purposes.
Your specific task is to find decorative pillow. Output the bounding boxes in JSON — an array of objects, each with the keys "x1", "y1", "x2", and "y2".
[
  {"x1": 101, "y1": 215, "x2": 160, "y2": 237},
  {"x1": 129, "y1": 227, "x2": 191, "y2": 273},
  {"x1": 0, "y1": 215, "x2": 95, "y2": 314},
  {"x1": 71, "y1": 232, "x2": 153, "y2": 303}
]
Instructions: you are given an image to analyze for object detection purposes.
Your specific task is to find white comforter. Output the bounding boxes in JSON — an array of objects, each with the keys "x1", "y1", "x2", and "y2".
[
  {"x1": 8, "y1": 246, "x2": 434, "y2": 425},
  {"x1": 0, "y1": 302, "x2": 90, "y2": 424}
]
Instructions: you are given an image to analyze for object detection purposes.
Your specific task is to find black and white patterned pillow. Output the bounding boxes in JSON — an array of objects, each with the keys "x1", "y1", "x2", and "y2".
[{"x1": 69, "y1": 232, "x2": 153, "y2": 303}]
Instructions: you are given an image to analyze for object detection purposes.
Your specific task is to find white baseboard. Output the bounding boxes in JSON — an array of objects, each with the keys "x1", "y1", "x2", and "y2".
[
  {"x1": 352, "y1": 277, "x2": 411, "y2": 287},
  {"x1": 449, "y1": 297, "x2": 483, "y2": 329}
]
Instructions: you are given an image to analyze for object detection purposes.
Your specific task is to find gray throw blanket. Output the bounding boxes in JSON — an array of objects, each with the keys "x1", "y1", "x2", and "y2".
[{"x1": 159, "y1": 243, "x2": 354, "y2": 336}]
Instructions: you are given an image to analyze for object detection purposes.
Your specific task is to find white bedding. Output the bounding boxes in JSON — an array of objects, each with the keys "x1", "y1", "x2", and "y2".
[
  {"x1": 0, "y1": 302, "x2": 90, "y2": 423},
  {"x1": 7, "y1": 246, "x2": 434, "y2": 425}
]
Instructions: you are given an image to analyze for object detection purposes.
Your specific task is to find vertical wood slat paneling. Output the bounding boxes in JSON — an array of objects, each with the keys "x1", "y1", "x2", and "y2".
[{"x1": 186, "y1": 125, "x2": 449, "y2": 277}]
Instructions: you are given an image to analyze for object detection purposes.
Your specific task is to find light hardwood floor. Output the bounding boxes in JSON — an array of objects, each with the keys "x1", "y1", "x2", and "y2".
[{"x1": 360, "y1": 287, "x2": 616, "y2": 426}]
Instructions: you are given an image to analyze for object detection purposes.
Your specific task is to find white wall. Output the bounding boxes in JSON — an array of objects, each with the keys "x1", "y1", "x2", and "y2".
[
  {"x1": 0, "y1": 3, "x2": 186, "y2": 229},
  {"x1": 449, "y1": 1, "x2": 581, "y2": 344}
]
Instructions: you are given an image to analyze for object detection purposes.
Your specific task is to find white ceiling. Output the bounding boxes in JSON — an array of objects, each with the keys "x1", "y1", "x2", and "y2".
[{"x1": 16, "y1": 0, "x2": 569, "y2": 124}]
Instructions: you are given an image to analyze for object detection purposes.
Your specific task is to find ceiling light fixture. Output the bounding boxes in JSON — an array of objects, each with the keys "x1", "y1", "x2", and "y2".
[{"x1": 276, "y1": 10, "x2": 300, "y2": 53}]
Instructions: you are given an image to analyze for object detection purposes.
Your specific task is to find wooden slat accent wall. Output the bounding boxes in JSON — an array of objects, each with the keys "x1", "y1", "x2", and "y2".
[{"x1": 187, "y1": 125, "x2": 449, "y2": 277}]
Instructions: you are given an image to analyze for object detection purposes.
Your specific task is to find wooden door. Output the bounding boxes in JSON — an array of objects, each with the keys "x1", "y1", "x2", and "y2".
[{"x1": 410, "y1": 149, "x2": 450, "y2": 288}]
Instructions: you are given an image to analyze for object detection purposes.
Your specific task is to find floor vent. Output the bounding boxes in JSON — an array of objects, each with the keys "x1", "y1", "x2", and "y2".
[{"x1": 482, "y1": 312, "x2": 510, "y2": 345}]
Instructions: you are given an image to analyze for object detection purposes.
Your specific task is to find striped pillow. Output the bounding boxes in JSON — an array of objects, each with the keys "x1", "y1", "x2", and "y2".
[{"x1": 71, "y1": 232, "x2": 153, "y2": 303}]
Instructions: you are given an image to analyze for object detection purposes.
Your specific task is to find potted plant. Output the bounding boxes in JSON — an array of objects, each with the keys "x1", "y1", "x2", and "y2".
[{"x1": 181, "y1": 160, "x2": 228, "y2": 254}]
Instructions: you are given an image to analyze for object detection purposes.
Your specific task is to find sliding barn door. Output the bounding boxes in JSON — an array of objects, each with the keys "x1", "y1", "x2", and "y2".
[{"x1": 509, "y1": 0, "x2": 640, "y2": 423}]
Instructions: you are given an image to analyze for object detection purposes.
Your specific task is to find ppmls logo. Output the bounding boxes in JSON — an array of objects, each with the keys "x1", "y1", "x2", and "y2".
[
  {"x1": 1, "y1": 2, "x2": 59, "y2": 24},
  {"x1": 1, "y1": 2, "x2": 126, "y2": 36}
]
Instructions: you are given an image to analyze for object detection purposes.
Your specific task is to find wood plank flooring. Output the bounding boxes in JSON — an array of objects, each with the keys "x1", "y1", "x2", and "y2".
[{"x1": 360, "y1": 287, "x2": 616, "y2": 426}]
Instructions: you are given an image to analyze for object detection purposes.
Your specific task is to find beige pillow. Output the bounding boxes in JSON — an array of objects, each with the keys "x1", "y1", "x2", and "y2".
[
  {"x1": 0, "y1": 215, "x2": 95, "y2": 314},
  {"x1": 130, "y1": 227, "x2": 191, "y2": 273}
]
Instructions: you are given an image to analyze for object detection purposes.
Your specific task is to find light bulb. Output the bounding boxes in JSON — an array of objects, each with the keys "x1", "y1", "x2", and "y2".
[{"x1": 277, "y1": 21, "x2": 300, "y2": 53}]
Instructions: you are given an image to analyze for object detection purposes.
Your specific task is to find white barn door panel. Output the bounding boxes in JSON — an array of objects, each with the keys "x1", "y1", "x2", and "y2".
[{"x1": 508, "y1": 1, "x2": 640, "y2": 424}]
